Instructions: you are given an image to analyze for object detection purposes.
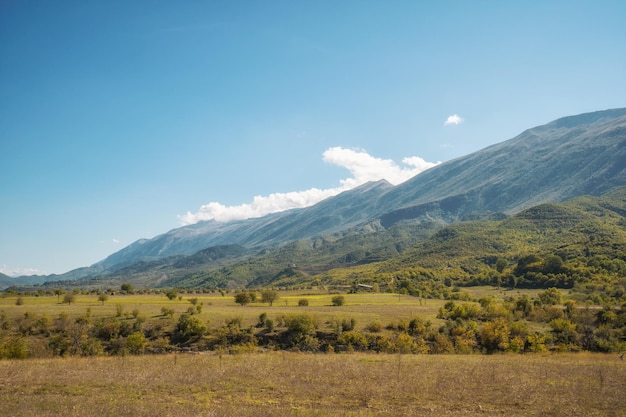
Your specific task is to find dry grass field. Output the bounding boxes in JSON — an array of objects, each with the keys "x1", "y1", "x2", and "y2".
[{"x1": 1, "y1": 352, "x2": 624, "y2": 417}]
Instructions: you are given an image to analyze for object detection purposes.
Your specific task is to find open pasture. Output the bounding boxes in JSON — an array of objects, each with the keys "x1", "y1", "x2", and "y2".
[
  {"x1": 1, "y1": 351, "x2": 624, "y2": 417},
  {"x1": 0, "y1": 287, "x2": 548, "y2": 328},
  {"x1": 1, "y1": 292, "x2": 451, "y2": 331}
]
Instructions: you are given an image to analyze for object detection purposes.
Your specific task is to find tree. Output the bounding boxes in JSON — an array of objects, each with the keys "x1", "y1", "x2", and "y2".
[
  {"x1": 165, "y1": 290, "x2": 178, "y2": 300},
  {"x1": 98, "y1": 293, "x2": 109, "y2": 306},
  {"x1": 543, "y1": 255, "x2": 564, "y2": 274},
  {"x1": 261, "y1": 290, "x2": 279, "y2": 306},
  {"x1": 63, "y1": 293, "x2": 76, "y2": 305},
  {"x1": 234, "y1": 292, "x2": 252, "y2": 306},
  {"x1": 120, "y1": 283, "x2": 134, "y2": 293},
  {"x1": 479, "y1": 317, "x2": 511, "y2": 353},
  {"x1": 54, "y1": 288, "x2": 64, "y2": 303},
  {"x1": 495, "y1": 258, "x2": 508, "y2": 274}
]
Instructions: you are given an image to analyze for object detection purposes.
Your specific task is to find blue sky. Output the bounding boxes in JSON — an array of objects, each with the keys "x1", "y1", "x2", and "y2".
[{"x1": 1, "y1": 1, "x2": 625, "y2": 276}]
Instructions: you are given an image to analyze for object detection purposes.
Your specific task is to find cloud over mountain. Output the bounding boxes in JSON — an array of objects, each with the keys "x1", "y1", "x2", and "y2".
[
  {"x1": 178, "y1": 147, "x2": 439, "y2": 225},
  {"x1": 444, "y1": 114, "x2": 464, "y2": 126}
]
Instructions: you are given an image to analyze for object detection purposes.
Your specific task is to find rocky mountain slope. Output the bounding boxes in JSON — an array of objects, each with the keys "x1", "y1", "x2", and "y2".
[{"x1": 5, "y1": 107, "x2": 626, "y2": 289}]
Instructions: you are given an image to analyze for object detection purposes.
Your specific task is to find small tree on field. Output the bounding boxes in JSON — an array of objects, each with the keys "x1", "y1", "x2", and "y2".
[
  {"x1": 54, "y1": 288, "x2": 64, "y2": 303},
  {"x1": 261, "y1": 290, "x2": 279, "y2": 306},
  {"x1": 234, "y1": 292, "x2": 252, "y2": 306},
  {"x1": 98, "y1": 293, "x2": 109, "y2": 306},
  {"x1": 165, "y1": 290, "x2": 178, "y2": 300},
  {"x1": 63, "y1": 293, "x2": 76, "y2": 305},
  {"x1": 120, "y1": 283, "x2": 134, "y2": 293},
  {"x1": 298, "y1": 299, "x2": 309, "y2": 306}
]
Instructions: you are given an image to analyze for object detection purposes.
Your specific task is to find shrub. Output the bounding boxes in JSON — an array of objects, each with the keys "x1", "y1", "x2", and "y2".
[
  {"x1": 176, "y1": 314, "x2": 207, "y2": 340},
  {"x1": 160, "y1": 307, "x2": 175, "y2": 318},
  {"x1": 341, "y1": 318, "x2": 356, "y2": 332},
  {"x1": 234, "y1": 292, "x2": 252, "y2": 306},
  {"x1": 0, "y1": 335, "x2": 29, "y2": 359},
  {"x1": 332, "y1": 295, "x2": 345, "y2": 306},
  {"x1": 298, "y1": 299, "x2": 309, "y2": 306},
  {"x1": 126, "y1": 332, "x2": 147, "y2": 354},
  {"x1": 538, "y1": 288, "x2": 562, "y2": 305},
  {"x1": 366, "y1": 320, "x2": 382, "y2": 333},
  {"x1": 338, "y1": 330, "x2": 369, "y2": 351}
]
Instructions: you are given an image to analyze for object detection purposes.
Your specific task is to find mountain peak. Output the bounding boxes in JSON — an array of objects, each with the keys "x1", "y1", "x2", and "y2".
[{"x1": 32, "y1": 108, "x2": 626, "y2": 284}]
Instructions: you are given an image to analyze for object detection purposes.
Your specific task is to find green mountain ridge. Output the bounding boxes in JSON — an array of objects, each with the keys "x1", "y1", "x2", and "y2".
[{"x1": 26, "y1": 187, "x2": 625, "y2": 299}]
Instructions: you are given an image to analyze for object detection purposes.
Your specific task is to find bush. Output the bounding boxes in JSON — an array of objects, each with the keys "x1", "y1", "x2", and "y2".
[
  {"x1": 338, "y1": 331, "x2": 369, "y2": 351},
  {"x1": 160, "y1": 307, "x2": 175, "y2": 318},
  {"x1": 176, "y1": 314, "x2": 207, "y2": 340},
  {"x1": 0, "y1": 335, "x2": 29, "y2": 359},
  {"x1": 331, "y1": 295, "x2": 345, "y2": 306},
  {"x1": 341, "y1": 318, "x2": 356, "y2": 332},
  {"x1": 126, "y1": 332, "x2": 147, "y2": 354},
  {"x1": 298, "y1": 299, "x2": 309, "y2": 306},
  {"x1": 234, "y1": 292, "x2": 252, "y2": 306},
  {"x1": 366, "y1": 320, "x2": 382, "y2": 333}
]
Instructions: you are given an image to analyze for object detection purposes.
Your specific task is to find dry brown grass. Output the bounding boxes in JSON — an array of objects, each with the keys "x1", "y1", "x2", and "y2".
[{"x1": 1, "y1": 352, "x2": 624, "y2": 416}]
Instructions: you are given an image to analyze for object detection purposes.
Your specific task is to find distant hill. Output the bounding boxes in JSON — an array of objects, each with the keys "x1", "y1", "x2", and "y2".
[
  {"x1": 0, "y1": 273, "x2": 14, "y2": 289},
  {"x1": 369, "y1": 186, "x2": 626, "y2": 288},
  {"x1": 9, "y1": 107, "x2": 626, "y2": 290}
]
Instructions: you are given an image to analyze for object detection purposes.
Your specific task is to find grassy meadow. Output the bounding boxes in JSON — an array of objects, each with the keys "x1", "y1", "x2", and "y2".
[
  {"x1": 2, "y1": 288, "x2": 625, "y2": 416},
  {"x1": 1, "y1": 351, "x2": 624, "y2": 416}
]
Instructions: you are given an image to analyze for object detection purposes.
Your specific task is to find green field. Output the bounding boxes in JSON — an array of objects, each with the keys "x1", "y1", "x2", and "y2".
[{"x1": 0, "y1": 288, "x2": 550, "y2": 332}]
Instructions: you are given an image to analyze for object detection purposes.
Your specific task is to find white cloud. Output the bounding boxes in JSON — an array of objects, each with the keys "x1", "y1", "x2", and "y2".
[
  {"x1": 112, "y1": 238, "x2": 121, "y2": 244},
  {"x1": 444, "y1": 114, "x2": 464, "y2": 126},
  {"x1": 178, "y1": 147, "x2": 439, "y2": 225},
  {"x1": 0, "y1": 265, "x2": 44, "y2": 277}
]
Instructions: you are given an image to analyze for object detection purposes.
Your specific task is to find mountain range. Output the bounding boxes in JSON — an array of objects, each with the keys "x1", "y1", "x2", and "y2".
[{"x1": 4, "y1": 107, "x2": 626, "y2": 290}]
